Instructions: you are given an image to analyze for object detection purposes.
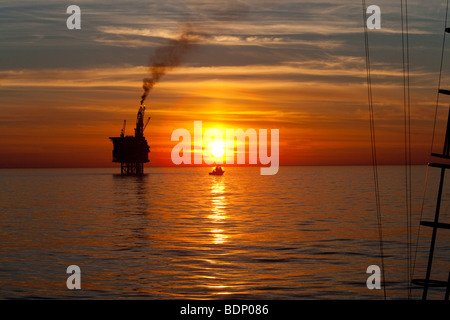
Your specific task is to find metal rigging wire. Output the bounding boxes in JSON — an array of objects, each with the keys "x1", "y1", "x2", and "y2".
[
  {"x1": 400, "y1": 0, "x2": 413, "y2": 299},
  {"x1": 362, "y1": 0, "x2": 387, "y2": 300}
]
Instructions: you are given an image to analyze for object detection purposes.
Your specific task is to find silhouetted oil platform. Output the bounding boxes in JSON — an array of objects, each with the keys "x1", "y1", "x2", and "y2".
[{"x1": 109, "y1": 105, "x2": 150, "y2": 175}]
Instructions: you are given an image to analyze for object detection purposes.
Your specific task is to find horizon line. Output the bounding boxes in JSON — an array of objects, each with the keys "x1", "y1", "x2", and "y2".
[{"x1": 0, "y1": 163, "x2": 432, "y2": 170}]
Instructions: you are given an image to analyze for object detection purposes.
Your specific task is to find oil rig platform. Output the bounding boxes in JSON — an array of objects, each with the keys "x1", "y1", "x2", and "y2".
[{"x1": 109, "y1": 105, "x2": 150, "y2": 175}]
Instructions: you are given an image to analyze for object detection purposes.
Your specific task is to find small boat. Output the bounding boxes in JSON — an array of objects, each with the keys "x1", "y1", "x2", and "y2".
[{"x1": 209, "y1": 166, "x2": 224, "y2": 175}]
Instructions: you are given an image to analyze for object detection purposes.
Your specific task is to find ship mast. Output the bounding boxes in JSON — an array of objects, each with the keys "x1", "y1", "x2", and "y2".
[{"x1": 411, "y1": 3, "x2": 450, "y2": 299}]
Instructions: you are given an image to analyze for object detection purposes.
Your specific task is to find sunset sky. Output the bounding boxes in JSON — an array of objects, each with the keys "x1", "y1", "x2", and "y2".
[{"x1": 1, "y1": 0, "x2": 450, "y2": 167}]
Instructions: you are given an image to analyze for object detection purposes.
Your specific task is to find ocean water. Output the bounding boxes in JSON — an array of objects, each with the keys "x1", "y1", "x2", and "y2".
[{"x1": 0, "y1": 166, "x2": 449, "y2": 300}]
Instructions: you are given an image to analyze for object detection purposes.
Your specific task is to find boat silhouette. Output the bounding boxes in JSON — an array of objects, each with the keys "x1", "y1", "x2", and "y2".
[{"x1": 209, "y1": 166, "x2": 224, "y2": 175}]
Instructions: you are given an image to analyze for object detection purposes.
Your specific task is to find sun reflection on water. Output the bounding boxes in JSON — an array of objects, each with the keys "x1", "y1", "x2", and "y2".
[
  {"x1": 205, "y1": 176, "x2": 233, "y2": 296},
  {"x1": 209, "y1": 177, "x2": 228, "y2": 245}
]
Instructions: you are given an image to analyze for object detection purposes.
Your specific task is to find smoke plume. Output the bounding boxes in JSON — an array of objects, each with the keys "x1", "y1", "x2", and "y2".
[{"x1": 140, "y1": 28, "x2": 197, "y2": 105}]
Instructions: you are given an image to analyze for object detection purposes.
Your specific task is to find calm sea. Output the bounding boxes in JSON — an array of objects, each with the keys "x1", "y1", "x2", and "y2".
[{"x1": 0, "y1": 166, "x2": 449, "y2": 300}]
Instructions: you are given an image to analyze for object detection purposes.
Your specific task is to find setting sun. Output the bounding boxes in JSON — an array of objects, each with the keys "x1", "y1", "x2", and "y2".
[{"x1": 209, "y1": 141, "x2": 225, "y2": 158}]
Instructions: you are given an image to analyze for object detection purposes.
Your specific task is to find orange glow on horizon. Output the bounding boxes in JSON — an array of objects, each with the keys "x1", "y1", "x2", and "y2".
[{"x1": 0, "y1": 64, "x2": 437, "y2": 168}]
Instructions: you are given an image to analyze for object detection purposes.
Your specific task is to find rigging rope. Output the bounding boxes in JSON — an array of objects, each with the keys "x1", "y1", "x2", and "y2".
[
  {"x1": 400, "y1": 0, "x2": 413, "y2": 299},
  {"x1": 431, "y1": 0, "x2": 450, "y2": 154},
  {"x1": 362, "y1": 0, "x2": 387, "y2": 300},
  {"x1": 364, "y1": 0, "x2": 449, "y2": 300},
  {"x1": 412, "y1": 165, "x2": 430, "y2": 280}
]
